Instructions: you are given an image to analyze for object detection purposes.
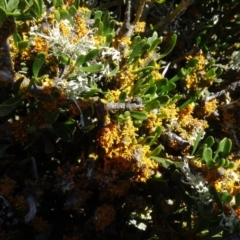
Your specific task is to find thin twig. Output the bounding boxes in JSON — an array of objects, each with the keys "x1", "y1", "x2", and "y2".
[
  {"x1": 133, "y1": 0, "x2": 146, "y2": 24},
  {"x1": 202, "y1": 81, "x2": 240, "y2": 102},
  {"x1": 116, "y1": 0, "x2": 132, "y2": 38},
  {"x1": 154, "y1": 0, "x2": 194, "y2": 33}
]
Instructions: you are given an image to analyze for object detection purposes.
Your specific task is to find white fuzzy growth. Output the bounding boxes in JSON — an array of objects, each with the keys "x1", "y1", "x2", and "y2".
[
  {"x1": 36, "y1": 20, "x2": 95, "y2": 60},
  {"x1": 181, "y1": 158, "x2": 211, "y2": 202},
  {"x1": 30, "y1": 19, "x2": 121, "y2": 97},
  {"x1": 220, "y1": 204, "x2": 240, "y2": 233}
]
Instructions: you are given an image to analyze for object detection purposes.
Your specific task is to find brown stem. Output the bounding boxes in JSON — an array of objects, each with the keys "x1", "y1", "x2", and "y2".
[
  {"x1": 116, "y1": 0, "x2": 132, "y2": 37},
  {"x1": 154, "y1": 0, "x2": 194, "y2": 32},
  {"x1": 133, "y1": 0, "x2": 146, "y2": 24}
]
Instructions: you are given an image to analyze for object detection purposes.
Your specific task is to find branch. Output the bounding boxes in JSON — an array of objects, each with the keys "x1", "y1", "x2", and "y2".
[{"x1": 153, "y1": 0, "x2": 194, "y2": 33}]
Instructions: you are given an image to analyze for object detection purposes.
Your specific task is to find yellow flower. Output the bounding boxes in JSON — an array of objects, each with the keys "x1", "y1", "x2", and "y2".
[
  {"x1": 134, "y1": 22, "x2": 146, "y2": 33},
  {"x1": 93, "y1": 35, "x2": 106, "y2": 47},
  {"x1": 160, "y1": 104, "x2": 179, "y2": 119},
  {"x1": 33, "y1": 35, "x2": 49, "y2": 53},
  {"x1": 145, "y1": 111, "x2": 162, "y2": 134},
  {"x1": 116, "y1": 65, "x2": 136, "y2": 93},
  {"x1": 72, "y1": 14, "x2": 88, "y2": 42},
  {"x1": 59, "y1": 20, "x2": 72, "y2": 37},
  {"x1": 204, "y1": 99, "x2": 218, "y2": 116},
  {"x1": 105, "y1": 89, "x2": 122, "y2": 102}
]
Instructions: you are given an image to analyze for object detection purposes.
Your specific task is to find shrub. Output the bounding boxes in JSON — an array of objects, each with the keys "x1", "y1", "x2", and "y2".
[{"x1": 0, "y1": 0, "x2": 240, "y2": 239}]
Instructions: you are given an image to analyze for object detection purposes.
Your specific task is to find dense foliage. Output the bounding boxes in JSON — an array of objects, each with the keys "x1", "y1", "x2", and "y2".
[{"x1": 0, "y1": 0, "x2": 240, "y2": 239}]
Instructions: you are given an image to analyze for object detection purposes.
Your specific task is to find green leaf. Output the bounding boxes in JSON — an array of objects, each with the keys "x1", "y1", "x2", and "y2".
[
  {"x1": 0, "y1": 144, "x2": 12, "y2": 158},
  {"x1": 187, "y1": 58, "x2": 199, "y2": 68},
  {"x1": 75, "y1": 54, "x2": 85, "y2": 67},
  {"x1": 171, "y1": 169, "x2": 182, "y2": 182},
  {"x1": 6, "y1": 0, "x2": 19, "y2": 12},
  {"x1": 159, "y1": 34, "x2": 177, "y2": 59},
  {"x1": 179, "y1": 93, "x2": 199, "y2": 110},
  {"x1": 167, "y1": 94, "x2": 182, "y2": 105},
  {"x1": 68, "y1": 5, "x2": 77, "y2": 17},
  {"x1": 52, "y1": 0, "x2": 63, "y2": 8},
  {"x1": 32, "y1": 0, "x2": 43, "y2": 17},
  {"x1": 12, "y1": 77, "x2": 25, "y2": 93},
  {"x1": 206, "y1": 159, "x2": 215, "y2": 168},
  {"x1": 59, "y1": 9, "x2": 69, "y2": 20},
  {"x1": 148, "y1": 31, "x2": 158, "y2": 45},
  {"x1": 202, "y1": 226, "x2": 224, "y2": 239},
  {"x1": 107, "y1": 64, "x2": 119, "y2": 77},
  {"x1": 104, "y1": 20, "x2": 115, "y2": 35},
  {"x1": 144, "y1": 84, "x2": 157, "y2": 96},
  {"x1": 149, "y1": 38, "x2": 162, "y2": 52},
  {"x1": 59, "y1": 54, "x2": 70, "y2": 65},
  {"x1": 216, "y1": 158, "x2": 226, "y2": 167},
  {"x1": 203, "y1": 147, "x2": 213, "y2": 162},
  {"x1": 105, "y1": 33, "x2": 114, "y2": 46},
  {"x1": 74, "y1": 0, "x2": 80, "y2": 9},
  {"x1": 205, "y1": 68, "x2": 217, "y2": 78},
  {"x1": 150, "y1": 156, "x2": 173, "y2": 168},
  {"x1": 65, "y1": 119, "x2": 75, "y2": 125},
  {"x1": 12, "y1": 32, "x2": 22, "y2": 44},
  {"x1": 222, "y1": 158, "x2": 229, "y2": 168},
  {"x1": 54, "y1": 10, "x2": 60, "y2": 22},
  {"x1": 160, "y1": 82, "x2": 176, "y2": 93},
  {"x1": 145, "y1": 99, "x2": 160, "y2": 112},
  {"x1": 53, "y1": 122, "x2": 73, "y2": 141},
  {"x1": 78, "y1": 64, "x2": 103, "y2": 73},
  {"x1": 43, "y1": 111, "x2": 59, "y2": 124},
  {"x1": 18, "y1": 40, "x2": 29, "y2": 51},
  {"x1": 33, "y1": 52, "x2": 45, "y2": 78},
  {"x1": 156, "y1": 78, "x2": 168, "y2": 89},
  {"x1": 217, "y1": 138, "x2": 232, "y2": 158},
  {"x1": 203, "y1": 136, "x2": 215, "y2": 148},
  {"x1": 0, "y1": 1, "x2": 6, "y2": 8},
  {"x1": 220, "y1": 192, "x2": 232, "y2": 203},
  {"x1": 131, "y1": 78, "x2": 144, "y2": 95},
  {"x1": 83, "y1": 89, "x2": 100, "y2": 99},
  {"x1": 43, "y1": 136, "x2": 54, "y2": 154},
  {"x1": 0, "y1": 96, "x2": 22, "y2": 117},
  {"x1": 28, "y1": 125, "x2": 36, "y2": 134},
  {"x1": 128, "y1": 39, "x2": 147, "y2": 63},
  {"x1": 149, "y1": 145, "x2": 162, "y2": 155},
  {"x1": 131, "y1": 36, "x2": 141, "y2": 49},
  {"x1": 228, "y1": 162, "x2": 235, "y2": 169},
  {"x1": 84, "y1": 49, "x2": 100, "y2": 63},
  {"x1": 102, "y1": 10, "x2": 109, "y2": 27},
  {"x1": 130, "y1": 111, "x2": 148, "y2": 120},
  {"x1": 0, "y1": 7, "x2": 7, "y2": 27},
  {"x1": 147, "y1": 126, "x2": 162, "y2": 147},
  {"x1": 235, "y1": 193, "x2": 240, "y2": 208},
  {"x1": 149, "y1": 179, "x2": 169, "y2": 195},
  {"x1": 35, "y1": 0, "x2": 43, "y2": 17},
  {"x1": 97, "y1": 21, "x2": 103, "y2": 35},
  {"x1": 94, "y1": 11, "x2": 102, "y2": 20},
  {"x1": 209, "y1": 185, "x2": 223, "y2": 210},
  {"x1": 158, "y1": 95, "x2": 169, "y2": 105},
  {"x1": 118, "y1": 91, "x2": 127, "y2": 103},
  {"x1": 133, "y1": 66, "x2": 154, "y2": 74},
  {"x1": 197, "y1": 206, "x2": 220, "y2": 223}
]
